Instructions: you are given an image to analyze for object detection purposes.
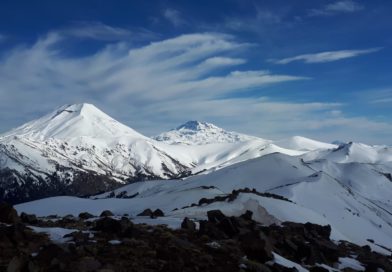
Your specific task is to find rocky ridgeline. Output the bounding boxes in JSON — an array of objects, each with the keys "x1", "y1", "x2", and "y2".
[{"x1": 0, "y1": 202, "x2": 391, "y2": 272}]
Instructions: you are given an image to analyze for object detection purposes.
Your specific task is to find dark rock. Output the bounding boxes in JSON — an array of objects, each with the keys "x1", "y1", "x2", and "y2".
[
  {"x1": 79, "y1": 212, "x2": 94, "y2": 220},
  {"x1": 0, "y1": 202, "x2": 20, "y2": 224},
  {"x1": 199, "y1": 220, "x2": 228, "y2": 240},
  {"x1": 137, "y1": 208, "x2": 153, "y2": 217},
  {"x1": 20, "y1": 212, "x2": 38, "y2": 224},
  {"x1": 93, "y1": 217, "x2": 133, "y2": 237},
  {"x1": 239, "y1": 231, "x2": 273, "y2": 262},
  {"x1": 207, "y1": 210, "x2": 226, "y2": 223},
  {"x1": 63, "y1": 231, "x2": 90, "y2": 243},
  {"x1": 35, "y1": 244, "x2": 67, "y2": 264},
  {"x1": 240, "y1": 210, "x2": 253, "y2": 221},
  {"x1": 152, "y1": 209, "x2": 164, "y2": 217},
  {"x1": 217, "y1": 217, "x2": 239, "y2": 237},
  {"x1": 100, "y1": 210, "x2": 114, "y2": 217},
  {"x1": 304, "y1": 222, "x2": 331, "y2": 239},
  {"x1": 93, "y1": 217, "x2": 122, "y2": 233},
  {"x1": 181, "y1": 217, "x2": 196, "y2": 231}
]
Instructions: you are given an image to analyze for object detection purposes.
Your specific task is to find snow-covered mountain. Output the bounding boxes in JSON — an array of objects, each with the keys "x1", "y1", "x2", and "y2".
[
  {"x1": 153, "y1": 120, "x2": 259, "y2": 145},
  {"x1": 0, "y1": 103, "x2": 301, "y2": 203},
  {"x1": 0, "y1": 104, "x2": 192, "y2": 203},
  {"x1": 3, "y1": 102, "x2": 392, "y2": 258}
]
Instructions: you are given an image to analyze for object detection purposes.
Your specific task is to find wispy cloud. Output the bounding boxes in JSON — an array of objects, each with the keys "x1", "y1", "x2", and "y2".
[
  {"x1": 272, "y1": 47, "x2": 382, "y2": 64},
  {"x1": 0, "y1": 32, "x2": 305, "y2": 131},
  {"x1": 60, "y1": 21, "x2": 157, "y2": 41},
  {"x1": 0, "y1": 34, "x2": 5, "y2": 42},
  {"x1": 309, "y1": 0, "x2": 364, "y2": 17},
  {"x1": 163, "y1": 8, "x2": 185, "y2": 27},
  {"x1": 0, "y1": 30, "x2": 390, "y2": 144}
]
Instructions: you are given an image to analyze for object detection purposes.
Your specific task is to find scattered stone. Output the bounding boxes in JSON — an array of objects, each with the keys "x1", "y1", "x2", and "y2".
[
  {"x1": 0, "y1": 208, "x2": 391, "y2": 272},
  {"x1": 79, "y1": 212, "x2": 94, "y2": 220},
  {"x1": 20, "y1": 212, "x2": 38, "y2": 224},
  {"x1": 137, "y1": 208, "x2": 153, "y2": 217},
  {"x1": 99, "y1": 210, "x2": 114, "y2": 217},
  {"x1": 152, "y1": 209, "x2": 164, "y2": 217},
  {"x1": 181, "y1": 217, "x2": 196, "y2": 231}
]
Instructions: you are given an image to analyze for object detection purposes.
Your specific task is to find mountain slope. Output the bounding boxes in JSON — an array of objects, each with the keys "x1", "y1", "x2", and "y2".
[
  {"x1": 0, "y1": 104, "x2": 192, "y2": 203},
  {"x1": 16, "y1": 152, "x2": 392, "y2": 254},
  {"x1": 275, "y1": 135, "x2": 338, "y2": 151}
]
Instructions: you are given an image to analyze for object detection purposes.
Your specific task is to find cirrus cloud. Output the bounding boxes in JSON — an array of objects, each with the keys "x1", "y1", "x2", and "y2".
[{"x1": 271, "y1": 47, "x2": 382, "y2": 64}]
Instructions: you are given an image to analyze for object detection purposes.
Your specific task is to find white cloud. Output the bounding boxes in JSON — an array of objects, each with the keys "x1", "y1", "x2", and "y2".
[
  {"x1": 163, "y1": 8, "x2": 185, "y2": 27},
  {"x1": 272, "y1": 47, "x2": 382, "y2": 64},
  {"x1": 0, "y1": 31, "x2": 390, "y2": 144},
  {"x1": 60, "y1": 21, "x2": 157, "y2": 41},
  {"x1": 309, "y1": 0, "x2": 364, "y2": 17},
  {"x1": 0, "y1": 32, "x2": 303, "y2": 129}
]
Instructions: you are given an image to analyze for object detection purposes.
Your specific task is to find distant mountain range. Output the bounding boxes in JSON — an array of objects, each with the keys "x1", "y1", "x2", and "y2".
[{"x1": 1, "y1": 103, "x2": 391, "y2": 209}]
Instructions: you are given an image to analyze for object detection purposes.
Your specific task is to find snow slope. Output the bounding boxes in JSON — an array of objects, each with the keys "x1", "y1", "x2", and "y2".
[
  {"x1": 16, "y1": 152, "x2": 392, "y2": 254},
  {"x1": 276, "y1": 136, "x2": 338, "y2": 151}
]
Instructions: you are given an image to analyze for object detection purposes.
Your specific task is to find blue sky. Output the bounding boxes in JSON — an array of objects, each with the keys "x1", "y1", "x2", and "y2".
[{"x1": 0, "y1": 0, "x2": 391, "y2": 144}]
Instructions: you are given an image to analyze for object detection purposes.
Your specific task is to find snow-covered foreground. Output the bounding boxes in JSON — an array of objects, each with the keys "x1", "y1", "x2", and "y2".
[{"x1": 16, "y1": 152, "x2": 392, "y2": 255}]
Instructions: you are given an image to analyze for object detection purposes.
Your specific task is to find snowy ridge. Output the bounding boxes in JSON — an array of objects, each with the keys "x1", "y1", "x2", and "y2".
[{"x1": 153, "y1": 120, "x2": 260, "y2": 145}]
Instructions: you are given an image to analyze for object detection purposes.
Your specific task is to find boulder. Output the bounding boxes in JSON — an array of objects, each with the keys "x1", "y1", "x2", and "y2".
[
  {"x1": 20, "y1": 212, "x2": 38, "y2": 224},
  {"x1": 79, "y1": 212, "x2": 94, "y2": 220},
  {"x1": 152, "y1": 209, "x2": 164, "y2": 217},
  {"x1": 93, "y1": 217, "x2": 122, "y2": 233},
  {"x1": 207, "y1": 210, "x2": 226, "y2": 223},
  {"x1": 100, "y1": 210, "x2": 114, "y2": 217},
  {"x1": 217, "y1": 217, "x2": 239, "y2": 238},
  {"x1": 137, "y1": 209, "x2": 153, "y2": 217},
  {"x1": 181, "y1": 217, "x2": 196, "y2": 231},
  {"x1": 239, "y1": 231, "x2": 273, "y2": 263},
  {"x1": 0, "y1": 202, "x2": 20, "y2": 224}
]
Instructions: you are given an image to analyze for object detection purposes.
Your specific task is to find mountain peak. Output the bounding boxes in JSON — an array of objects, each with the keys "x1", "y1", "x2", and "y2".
[
  {"x1": 176, "y1": 120, "x2": 219, "y2": 131},
  {"x1": 3, "y1": 103, "x2": 144, "y2": 140},
  {"x1": 154, "y1": 121, "x2": 260, "y2": 145}
]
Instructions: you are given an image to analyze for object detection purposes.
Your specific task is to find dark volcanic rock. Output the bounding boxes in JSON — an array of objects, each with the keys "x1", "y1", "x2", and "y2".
[
  {"x1": 181, "y1": 217, "x2": 196, "y2": 231},
  {"x1": 20, "y1": 212, "x2": 38, "y2": 224},
  {"x1": 79, "y1": 212, "x2": 94, "y2": 220},
  {"x1": 239, "y1": 231, "x2": 273, "y2": 262},
  {"x1": 93, "y1": 217, "x2": 122, "y2": 233},
  {"x1": 0, "y1": 202, "x2": 20, "y2": 224},
  {"x1": 152, "y1": 209, "x2": 164, "y2": 217},
  {"x1": 100, "y1": 210, "x2": 114, "y2": 217},
  {"x1": 1, "y1": 209, "x2": 391, "y2": 272},
  {"x1": 137, "y1": 208, "x2": 153, "y2": 217},
  {"x1": 207, "y1": 209, "x2": 226, "y2": 223}
]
